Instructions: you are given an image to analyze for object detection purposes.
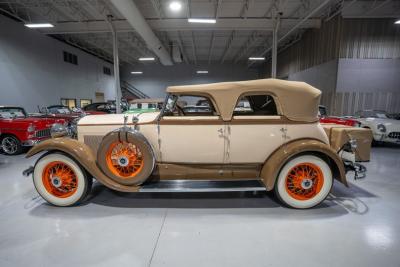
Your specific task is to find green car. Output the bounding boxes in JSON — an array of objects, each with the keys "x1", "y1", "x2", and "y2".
[{"x1": 124, "y1": 98, "x2": 164, "y2": 114}]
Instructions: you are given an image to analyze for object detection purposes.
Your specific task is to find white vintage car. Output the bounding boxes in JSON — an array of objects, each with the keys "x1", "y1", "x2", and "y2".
[
  {"x1": 25, "y1": 79, "x2": 373, "y2": 209},
  {"x1": 355, "y1": 110, "x2": 400, "y2": 144}
]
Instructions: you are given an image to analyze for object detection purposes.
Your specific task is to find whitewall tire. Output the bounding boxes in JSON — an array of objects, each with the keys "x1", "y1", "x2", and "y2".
[
  {"x1": 275, "y1": 155, "x2": 333, "y2": 209},
  {"x1": 33, "y1": 153, "x2": 91, "y2": 207}
]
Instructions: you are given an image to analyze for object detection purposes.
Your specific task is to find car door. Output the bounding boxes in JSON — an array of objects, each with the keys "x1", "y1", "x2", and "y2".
[
  {"x1": 158, "y1": 94, "x2": 225, "y2": 164},
  {"x1": 227, "y1": 94, "x2": 285, "y2": 164}
]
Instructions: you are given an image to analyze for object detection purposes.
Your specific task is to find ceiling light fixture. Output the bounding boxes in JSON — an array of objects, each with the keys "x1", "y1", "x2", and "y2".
[
  {"x1": 24, "y1": 23, "x2": 54, "y2": 28},
  {"x1": 139, "y1": 57, "x2": 155, "y2": 61},
  {"x1": 248, "y1": 57, "x2": 265, "y2": 61},
  {"x1": 169, "y1": 1, "x2": 182, "y2": 12},
  {"x1": 188, "y1": 18, "x2": 216, "y2": 24},
  {"x1": 196, "y1": 70, "x2": 208, "y2": 74},
  {"x1": 395, "y1": 19, "x2": 400, "y2": 24},
  {"x1": 131, "y1": 71, "x2": 143, "y2": 74}
]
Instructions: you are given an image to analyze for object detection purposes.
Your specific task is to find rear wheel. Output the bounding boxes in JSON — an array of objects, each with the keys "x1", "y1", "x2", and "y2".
[
  {"x1": 1, "y1": 135, "x2": 23, "y2": 155},
  {"x1": 275, "y1": 155, "x2": 333, "y2": 209},
  {"x1": 33, "y1": 153, "x2": 92, "y2": 206}
]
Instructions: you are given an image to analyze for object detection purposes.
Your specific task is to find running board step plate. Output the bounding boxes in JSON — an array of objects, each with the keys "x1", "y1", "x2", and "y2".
[{"x1": 139, "y1": 180, "x2": 266, "y2": 192}]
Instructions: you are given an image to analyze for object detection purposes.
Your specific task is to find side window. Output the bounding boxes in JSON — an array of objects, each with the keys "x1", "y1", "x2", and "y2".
[
  {"x1": 233, "y1": 94, "x2": 278, "y2": 116},
  {"x1": 164, "y1": 95, "x2": 216, "y2": 116}
]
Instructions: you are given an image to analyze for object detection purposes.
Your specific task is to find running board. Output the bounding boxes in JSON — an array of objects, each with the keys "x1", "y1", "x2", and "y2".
[{"x1": 139, "y1": 180, "x2": 266, "y2": 192}]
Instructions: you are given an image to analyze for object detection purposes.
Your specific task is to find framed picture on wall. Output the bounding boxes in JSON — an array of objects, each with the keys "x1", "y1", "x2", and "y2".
[
  {"x1": 80, "y1": 99, "x2": 92, "y2": 108},
  {"x1": 61, "y1": 98, "x2": 77, "y2": 109}
]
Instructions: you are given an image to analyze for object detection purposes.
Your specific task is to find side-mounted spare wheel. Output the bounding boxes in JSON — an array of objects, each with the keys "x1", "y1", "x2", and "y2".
[
  {"x1": 97, "y1": 129, "x2": 155, "y2": 186},
  {"x1": 33, "y1": 153, "x2": 92, "y2": 206},
  {"x1": 274, "y1": 155, "x2": 333, "y2": 209}
]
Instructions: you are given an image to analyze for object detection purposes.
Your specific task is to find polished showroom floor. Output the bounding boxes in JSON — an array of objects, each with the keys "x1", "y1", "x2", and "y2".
[{"x1": 0, "y1": 146, "x2": 399, "y2": 267}]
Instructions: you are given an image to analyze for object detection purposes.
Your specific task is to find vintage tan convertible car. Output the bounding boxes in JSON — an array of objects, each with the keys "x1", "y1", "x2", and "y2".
[{"x1": 25, "y1": 79, "x2": 373, "y2": 209}]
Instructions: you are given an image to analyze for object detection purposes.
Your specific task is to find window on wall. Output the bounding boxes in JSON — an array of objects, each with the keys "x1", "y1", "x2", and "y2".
[
  {"x1": 233, "y1": 94, "x2": 278, "y2": 116},
  {"x1": 80, "y1": 99, "x2": 92, "y2": 108},
  {"x1": 63, "y1": 51, "x2": 78, "y2": 65},
  {"x1": 103, "y1": 66, "x2": 111, "y2": 75},
  {"x1": 163, "y1": 95, "x2": 216, "y2": 116},
  {"x1": 61, "y1": 98, "x2": 77, "y2": 109}
]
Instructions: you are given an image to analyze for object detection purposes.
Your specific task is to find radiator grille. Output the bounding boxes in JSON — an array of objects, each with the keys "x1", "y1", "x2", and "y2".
[
  {"x1": 388, "y1": 132, "x2": 400, "y2": 139},
  {"x1": 35, "y1": 128, "x2": 51, "y2": 138},
  {"x1": 83, "y1": 135, "x2": 104, "y2": 154}
]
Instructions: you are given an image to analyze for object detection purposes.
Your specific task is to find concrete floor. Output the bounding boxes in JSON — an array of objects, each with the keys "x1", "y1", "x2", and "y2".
[{"x1": 0, "y1": 146, "x2": 399, "y2": 267}]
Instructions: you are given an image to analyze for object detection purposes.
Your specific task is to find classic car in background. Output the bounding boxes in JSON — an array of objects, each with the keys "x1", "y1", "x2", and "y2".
[
  {"x1": 25, "y1": 79, "x2": 373, "y2": 209},
  {"x1": 36, "y1": 105, "x2": 105, "y2": 123},
  {"x1": 125, "y1": 98, "x2": 164, "y2": 114},
  {"x1": 319, "y1": 105, "x2": 361, "y2": 127},
  {"x1": 83, "y1": 100, "x2": 129, "y2": 114},
  {"x1": 0, "y1": 106, "x2": 66, "y2": 155},
  {"x1": 355, "y1": 110, "x2": 400, "y2": 144}
]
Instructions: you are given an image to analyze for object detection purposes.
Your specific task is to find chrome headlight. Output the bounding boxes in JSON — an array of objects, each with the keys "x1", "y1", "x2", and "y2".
[
  {"x1": 50, "y1": 123, "x2": 68, "y2": 138},
  {"x1": 27, "y1": 123, "x2": 36, "y2": 133},
  {"x1": 377, "y1": 123, "x2": 386, "y2": 133}
]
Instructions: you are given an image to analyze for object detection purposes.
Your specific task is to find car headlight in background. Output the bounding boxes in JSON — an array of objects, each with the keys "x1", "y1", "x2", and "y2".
[
  {"x1": 377, "y1": 123, "x2": 386, "y2": 133},
  {"x1": 27, "y1": 123, "x2": 36, "y2": 133},
  {"x1": 50, "y1": 123, "x2": 68, "y2": 138}
]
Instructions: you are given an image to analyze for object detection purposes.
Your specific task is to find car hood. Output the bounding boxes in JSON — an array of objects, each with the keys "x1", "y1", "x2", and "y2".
[{"x1": 78, "y1": 112, "x2": 160, "y2": 126}]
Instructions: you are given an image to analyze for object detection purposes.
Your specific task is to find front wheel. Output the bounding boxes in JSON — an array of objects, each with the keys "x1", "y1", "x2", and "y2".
[
  {"x1": 33, "y1": 153, "x2": 92, "y2": 206},
  {"x1": 274, "y1": 155, "x2": 333, "y2": 209},
  {"x1": 1, "y1": 135, "x2": 23, "y2": 155}
]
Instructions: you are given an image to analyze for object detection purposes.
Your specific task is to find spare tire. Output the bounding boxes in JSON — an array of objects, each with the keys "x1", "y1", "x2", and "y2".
[{"x1": 97, "y1": 129, "x2": 155, "y2": 186}]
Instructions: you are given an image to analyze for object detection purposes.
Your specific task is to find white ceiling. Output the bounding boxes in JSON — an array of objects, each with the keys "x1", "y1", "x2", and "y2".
[{"x1": 0, "y1": 0, "x2": 399, "y2": 68}]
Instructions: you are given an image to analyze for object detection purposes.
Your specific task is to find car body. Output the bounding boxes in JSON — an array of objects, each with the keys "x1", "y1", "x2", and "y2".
[
  {"x1": 319, "y1": 105, "x2": 360, "y2": 127},
  {"x1": 26, "y1": 79, "x2": 373, "y2": 209},
  {"x1": 125, "y1": 98, "x2": 164, "y2": 114},
  {"x1": 0, "y1": 106, "x2": 66, "y2": 155},
  {"x1": 355, "y1": 110, "x2": 400, "y2": 144}
]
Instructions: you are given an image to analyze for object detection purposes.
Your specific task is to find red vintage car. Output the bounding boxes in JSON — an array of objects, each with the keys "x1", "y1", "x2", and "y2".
[
  {"x1": 0, "y1": 106, "x2": 66, "y2": 155},
  {"x1": 319, "y1": 105, "x2": 360, "y2": 127}
]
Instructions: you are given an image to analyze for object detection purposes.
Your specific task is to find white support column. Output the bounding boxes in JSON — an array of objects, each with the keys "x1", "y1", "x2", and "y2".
[
  {"x1": 271, "y1": 16, "x2": 280, "y2": 78},
  {"x1": 107, "y1": 16, "x2": 122, "y2": 114}
]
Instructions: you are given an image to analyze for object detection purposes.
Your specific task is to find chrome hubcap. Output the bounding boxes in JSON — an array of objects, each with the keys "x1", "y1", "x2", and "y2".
[
  {"x1": 118, "y1": 156, "x2": 129, "y2": 167},
  {"x1": 301, "y1": 178, "x2": 313, "y2": 190},
  {"x1": 1, "y1": 137, "x2": 18, "y2": 154},
  {"x1": 51, "y1": 176, "x2": 62, "y2": 188}
]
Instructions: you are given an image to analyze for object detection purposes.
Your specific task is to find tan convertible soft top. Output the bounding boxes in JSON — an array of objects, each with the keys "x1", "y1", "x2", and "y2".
[{"x1": 167, "y1": 78, "x2": 321, "y2": 122}]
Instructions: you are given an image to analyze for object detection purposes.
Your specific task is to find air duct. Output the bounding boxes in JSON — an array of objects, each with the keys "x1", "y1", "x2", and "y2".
[{"x1": 110, "y1": 0, "x2": 173, "y2": 66}]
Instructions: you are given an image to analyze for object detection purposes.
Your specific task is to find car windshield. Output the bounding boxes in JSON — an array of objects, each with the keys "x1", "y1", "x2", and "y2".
[
  {"x1": 0, "y1": 107, "x2": 26, "y2": 118},
  {"x1": 47, "y1": 106, "x2": 71, "y2": 114},
  {"x1": 318, "y1": 106, "x2": 327, "y2": 116},
  {"x1": 358, "y1": 110, "x2": 389, "y2": 119}
]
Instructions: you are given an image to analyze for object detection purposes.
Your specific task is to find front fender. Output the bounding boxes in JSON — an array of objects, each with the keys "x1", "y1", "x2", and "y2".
[
  {"x1": 260, "y1": 138, "x2": 347, "y2": 191},
  {"x1": 26, "y1": 138, "x2": 140, "y2": 192}
]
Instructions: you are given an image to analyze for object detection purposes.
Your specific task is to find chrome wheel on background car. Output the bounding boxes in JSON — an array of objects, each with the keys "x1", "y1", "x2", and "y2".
[
  {"x1": 275, "y1": 155, "x2": 333, "y2": 209},
  {"x1": 1, "y1": 135, "x2": 22, "y2": 155},
  {"x1": 33, "y1": 153, "x2": 92, "y2": 206}
]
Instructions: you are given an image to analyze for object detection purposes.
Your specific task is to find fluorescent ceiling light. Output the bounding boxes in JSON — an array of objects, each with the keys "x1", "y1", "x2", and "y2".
[
  {"x1": 169, "y1": 1, "x2": 182, "y2": 11},
  {"x1": 24, "y1": 23, "x2": 54, "y2": 28},
  {"x1": 131, "y1": 71, "x2": 143, "y2": 74},
  {"x1": 139, "y1": 57, "x2": 155, "y2": 61},
  {"x1": 196, "y1": 70, "x2": 208, "y2": 74},
  {"x1": 188, "y1": 18, "x2": 216, "y2": 24},
  {"x1": 395, "y1": 19, "x2": 400, "y2": 25},
  {"x1": 248, "y1": 57, "x2": 265, "y2": 61}
]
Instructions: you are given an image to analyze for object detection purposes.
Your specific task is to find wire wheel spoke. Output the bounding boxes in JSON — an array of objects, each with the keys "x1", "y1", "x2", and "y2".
[{"x1": 106, "y1": 141, "x2": 144, "y2": 178}]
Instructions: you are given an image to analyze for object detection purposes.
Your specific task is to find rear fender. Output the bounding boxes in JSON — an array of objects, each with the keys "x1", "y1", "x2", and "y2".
[
  {"x1": 26, "y1": 138, "x2": 140, "y2": 192},
  {"x1": 260, "y1": 139, "x2": 347, "y2": 191}
]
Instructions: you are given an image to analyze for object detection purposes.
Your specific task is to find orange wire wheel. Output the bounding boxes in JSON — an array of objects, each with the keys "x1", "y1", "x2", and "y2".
[
  {"x1": 285, "y1": 162, "x2": 324, "y2": 201},
  {"x1": 105, "y1": 141, "x2": 144, "y2": 178},
  {"x1": 42, "y1": 161, "x2": 78, "y2": 198}
]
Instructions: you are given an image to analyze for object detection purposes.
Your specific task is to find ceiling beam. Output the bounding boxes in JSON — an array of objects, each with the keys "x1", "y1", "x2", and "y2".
[{"x1": 39, "y1": 18, "x2": 321, "y2": 34}]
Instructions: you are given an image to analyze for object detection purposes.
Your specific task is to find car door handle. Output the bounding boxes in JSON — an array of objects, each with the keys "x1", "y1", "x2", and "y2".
[{"x1": 217, "y1": 128, "x2": 224, "y2": 136}]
